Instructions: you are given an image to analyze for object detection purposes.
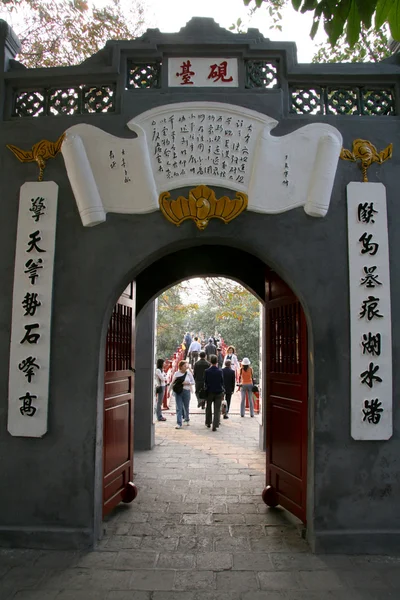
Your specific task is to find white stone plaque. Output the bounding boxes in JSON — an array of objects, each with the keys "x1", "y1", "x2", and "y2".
[
  {"x1": 347, "y1": 182, "x2": 392, "y2": 440},
  {"x1": 168, "y1": 57, "x2": 238, "y2": 87},
  {"x1": 62, "y1": 102, "x2": 342, "y2": 226},
  {"x1": 8, "y1": 182, "x2": 58, "y2": 437}
]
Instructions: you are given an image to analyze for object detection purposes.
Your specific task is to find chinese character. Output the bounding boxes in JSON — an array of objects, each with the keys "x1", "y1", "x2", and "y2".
[
  {"x1": 362, "y1": 398, "x2": 383, "y2": 424},
  {"x1": 358, "y1": 202, "x2": 377, "y2": 224},
  {"x1": 359, "y1": 296, "x2": 383, "y2": 321},
  {"x1": 176, "y1": 60, "x2": 195, "y2": 85},
  {"x1": 359, "y1": 232, "x2": 379, "y2": 256},
  {"x1": 361, "y1": 333, "x2": 381, "y2": 356},
  {"x1": 360, "y1": 265, "x2": 382, "y2": 288},
  {"x1": 208, "y1": 61, "x2": 233, "y2": 83},
  {"x1": 20, "y1": 323, "x2": 40, "y2": 345},
  {"x1": 22, "y1": 292, "x2": 41, "y2": 316},
  {"x1": 26, "y1": 231, "x2": 46, "y2": 253},
  {"x1": 19, "y1": 391, "x2": 37, "y2": 417},
  {"x1": 29, "y1": 197, "x2": 46, "y2": 222},
  {"x1": 24, "y1": 258, "x2": 43, "y2": 285},
  {"x1": 360, "y1": 362, "x2": 382, "y2": 388},
  {"x1": 18, "y1": 356, "x2": 40, "y2": 382},
  {"x1": 109, "y1": 151, "x2": 115, "y2": 160}
]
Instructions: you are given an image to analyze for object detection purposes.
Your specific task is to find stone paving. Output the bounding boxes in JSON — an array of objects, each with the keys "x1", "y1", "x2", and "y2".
[{"x1": 1, "y1": 407, "x2": 399, "y2": 599}]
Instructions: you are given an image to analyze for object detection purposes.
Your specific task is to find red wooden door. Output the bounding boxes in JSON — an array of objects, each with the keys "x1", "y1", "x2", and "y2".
[
  {"x1": 262, "y1": 271, "x2": 308, "y2": 523},
  {"x1": 103, "y1": 282, "x2": 137, "y2": 518}
]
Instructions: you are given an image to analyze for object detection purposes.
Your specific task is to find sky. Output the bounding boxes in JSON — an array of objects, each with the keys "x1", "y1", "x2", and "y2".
[
  {"x1": 144, "y1": 0, "x2": 327, "y2": 63},
  {"x1": 0, "y1": 0, "x2": 328, "y2": 64}
]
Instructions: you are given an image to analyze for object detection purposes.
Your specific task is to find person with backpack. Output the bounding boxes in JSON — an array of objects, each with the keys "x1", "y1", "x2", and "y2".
[
  {"x1": 239, "y1": 357, "x2": 255, "y2": 418},
  {"x1": 170, "y1": 360, "x2": 194, "y2": 429}
]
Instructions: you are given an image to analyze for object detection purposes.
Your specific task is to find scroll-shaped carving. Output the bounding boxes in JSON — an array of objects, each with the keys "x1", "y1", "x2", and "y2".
[
  {"x1": 340, "y1": 139, "x2": 393, "y2": 182},
  {"x1": 159, "y1": 185, "x2": 248, "y2": 230},
  {"x1": 61, "y1": 103, "x2": 343, "y2": 227},
  {"x1": 7, "y1": 134, "x2": 65, "y2": 181}
]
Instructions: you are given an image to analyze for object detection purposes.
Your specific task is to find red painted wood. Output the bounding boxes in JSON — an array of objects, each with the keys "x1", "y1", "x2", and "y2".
[
  {"x1": 264, "y1": 271, "x2": 308, "y2": 523},
  {"x1": 103, "y1": 282, "x2": 136, "y2": 518}
]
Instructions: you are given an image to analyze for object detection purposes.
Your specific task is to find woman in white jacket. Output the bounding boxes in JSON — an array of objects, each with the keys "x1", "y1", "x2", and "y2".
[{"x1": 222, "y1": 345, "x2": 240, "y2": 380}]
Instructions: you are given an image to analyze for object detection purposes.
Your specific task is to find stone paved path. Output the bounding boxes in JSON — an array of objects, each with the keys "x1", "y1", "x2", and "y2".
[{"x1": 1, "y1": 413, "x2": 399, "y2": 599}]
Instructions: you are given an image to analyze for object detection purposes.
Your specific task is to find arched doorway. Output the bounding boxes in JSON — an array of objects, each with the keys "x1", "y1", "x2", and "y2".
[{"x1": 101, "y1": 244, "x2": 310, "y2": 531}]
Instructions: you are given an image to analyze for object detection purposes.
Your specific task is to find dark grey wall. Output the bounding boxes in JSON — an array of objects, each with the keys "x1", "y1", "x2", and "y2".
[{"x1": 0, "y1": 19, "x2": 399, "y2": 553}]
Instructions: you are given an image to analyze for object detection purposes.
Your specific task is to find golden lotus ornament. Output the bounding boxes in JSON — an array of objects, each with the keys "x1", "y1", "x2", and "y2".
[
  {"x1": 159, "y1": 185, "x2": 248, "y2": 230},
  {"x1": 340, "y1": 139, "x2": 392, "y2": 182}
]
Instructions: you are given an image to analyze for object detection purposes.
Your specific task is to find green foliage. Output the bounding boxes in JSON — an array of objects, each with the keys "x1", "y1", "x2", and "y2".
[
  {"x1": 156, "y1": 284, "x2": 198, "y2": 360},
  {"x1": 243, "y1": 0, "x2": 399, "y2": 48},
  {"x1": 2, "y1": 0, "x2": 146, "y2": 67},
  {"x1": 313, "y1": 25, "x2": 390, "y2": 62}
]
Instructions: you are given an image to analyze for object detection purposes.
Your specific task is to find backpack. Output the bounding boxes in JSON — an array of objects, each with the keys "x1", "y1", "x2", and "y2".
[{"x1": 172, "y1": 373, "x2": 186, "y2": 394}]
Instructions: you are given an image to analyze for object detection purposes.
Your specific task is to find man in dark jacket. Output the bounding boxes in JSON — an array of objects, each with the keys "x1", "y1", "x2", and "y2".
[
  {"x1": 222, "y1": 359, "x2": 236, "y2": 419},
  {"x1": 193, "y1": 351, "x2": 210, "y2": 408},
  {"x1": 204, "y1": 355, "x2": 224, "y2": 431},
  {"x1": 204, "y1": 337, "x2": 217, "y2": 361}
]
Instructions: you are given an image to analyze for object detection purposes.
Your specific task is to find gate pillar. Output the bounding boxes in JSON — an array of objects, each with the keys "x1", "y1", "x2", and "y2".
[{"x1": 134, "y1": 301, "x2": 156, "y2": 450}]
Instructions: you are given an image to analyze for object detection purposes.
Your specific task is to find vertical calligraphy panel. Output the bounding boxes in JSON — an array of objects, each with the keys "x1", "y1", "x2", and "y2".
[
  {"x1": 347, "y1": 182, "x2": 392, "y2": 440},
  {"x1": 8, "y1": 182, "x2": 58, "y2": 437}
]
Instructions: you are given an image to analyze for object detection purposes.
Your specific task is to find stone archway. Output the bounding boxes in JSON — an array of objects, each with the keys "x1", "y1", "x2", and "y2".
[{"x1": 99, "y1": 242, "x2": 311, "y2": 538}]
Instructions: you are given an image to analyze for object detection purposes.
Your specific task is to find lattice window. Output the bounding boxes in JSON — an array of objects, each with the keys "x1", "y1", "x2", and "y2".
[
  {"x1": 291, "y1": 86, "x2": 396, "y2": 116},
  {"x1": 83, "y1": 85, "x2": 115, "y2": 113},
  {"x1": 127, "y1": 61, "x2": 161, "y2": 89},
  {"x1": 14, "y1": 91, "x2": 45, "y2": 117},
  {"x1": 327, "y1": 88, "x2": 359, "y2": 115},
  {"x1": 13, "y1": 84, "x2": 116, "y2": 117},
  {"x1": 362, "y1": 89, "x2": 395, "y2": 116},
  {"x1": 291, "y1": 88, "x2": 323, "y2": 115},
  {"x1": 245, "y1": 60, "x2": 279, "y2": 89},
  {"x1": 48, "y1": 88, "x2": 80, "y2": 115}
]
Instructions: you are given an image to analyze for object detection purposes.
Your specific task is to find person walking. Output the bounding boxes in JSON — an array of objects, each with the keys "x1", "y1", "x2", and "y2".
[
  {"x1": 170, "y1": 360, "x2": 194, "y2": 429},
  {"x1": 204, "y1": 355, "x2": 224, "y2": 432},
  {"x1": 216, "y1": 347, "x2": 224, "y2": 369},
  {"x1": 239, "y1": 357, "x2": 255, "y2": 418},
  {"x1": 155, "y1": 358, "x2": 167, "y2": 422},
  {"x1": 222, "y1": 345, "x2": 240, "y2": 380},
  {"x1": 183, "y1": 332, "x2": 192, "y2": 360},
  {"x1": 188, "y1": 336, "x2": 201, "y2": 367},
  {"x1": 204, "y1": 337, "x2": 217, "y2": 361},
  {"x1": 222, "y1": 359, "x2": 236, "y2": 419},
  {"x1": 193, "y1": 351, "x2": 210, "y2": 408}
]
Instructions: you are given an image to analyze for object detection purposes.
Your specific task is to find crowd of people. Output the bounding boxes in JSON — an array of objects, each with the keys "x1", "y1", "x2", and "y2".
[{"x1": 154, "y1": 331, "x2": 257, "y2": 430}]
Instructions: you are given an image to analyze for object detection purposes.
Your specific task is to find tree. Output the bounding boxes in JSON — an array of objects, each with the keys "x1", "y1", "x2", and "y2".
[
  {"x1": 2, "y1": 0, "x2": 146, "y2": 68},
  {"x1": 313, "y1": 25, "x2": 391, "y2": 62},
  {"x1": 243, "y1": 0, "x2": 400, "y2": 50},
  {"x1": 156, "y1": 284, "x2": 198, "y2": 360}
]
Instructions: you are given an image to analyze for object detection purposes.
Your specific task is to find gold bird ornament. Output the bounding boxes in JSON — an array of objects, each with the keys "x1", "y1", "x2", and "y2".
[
  {"x1": 7, "y1": 133, "x2": 65, "y2": 181},
  {"x1": 340, "y1": 139, "x2": 392, "y2": 182}
]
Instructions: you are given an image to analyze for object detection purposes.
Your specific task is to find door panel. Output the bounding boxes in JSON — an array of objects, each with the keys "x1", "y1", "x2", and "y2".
[
  {"x1": 263, "y1": 272, "x2": 308, "y2": 523},
  {"x1": 103, "y1": 282, "x2": 137, "y2": 518}
]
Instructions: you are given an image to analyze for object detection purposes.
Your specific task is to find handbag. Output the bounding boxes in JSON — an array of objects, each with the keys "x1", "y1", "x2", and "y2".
[
  {"x1": 252, "y1": 384, "x2": 258, "y2": 393},
  {"x1": 172, "y1": 373, "x2": 186, "y2": 394},
  {"x1": 198, "y1": 387, "x2": 208, "y2": 400},
  {"x1": 155, "y1": 385, "x2": 162, "y2": 394}
]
